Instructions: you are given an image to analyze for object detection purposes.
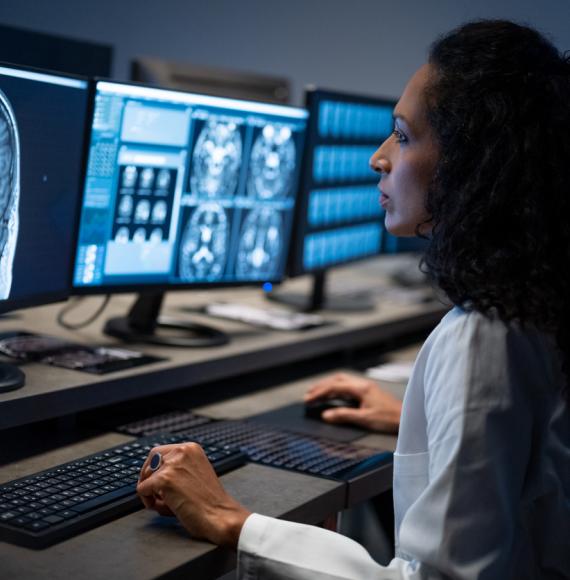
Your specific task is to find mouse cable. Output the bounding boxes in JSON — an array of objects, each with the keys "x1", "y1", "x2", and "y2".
[{"x1": 56, "y1": 295, "x2": 111, "y2": 330}]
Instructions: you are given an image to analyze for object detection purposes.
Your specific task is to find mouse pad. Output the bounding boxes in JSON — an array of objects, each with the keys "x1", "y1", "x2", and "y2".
[{"x1": 247, "y1": 402, "x2": 368, "y2": 443}]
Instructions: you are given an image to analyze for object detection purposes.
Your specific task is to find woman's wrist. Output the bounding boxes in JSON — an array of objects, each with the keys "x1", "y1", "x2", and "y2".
[{"x1": 216, "y1": 504, "x2": 252, "y2": 549}]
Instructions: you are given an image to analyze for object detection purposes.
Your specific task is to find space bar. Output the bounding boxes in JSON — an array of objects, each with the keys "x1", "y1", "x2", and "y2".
[{"x1": 72, "y1": 485, "x2": 137, "y2": 514}]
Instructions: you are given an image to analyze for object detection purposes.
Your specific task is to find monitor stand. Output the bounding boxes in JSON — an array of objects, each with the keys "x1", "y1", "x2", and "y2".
[
  {"x1": 267, "y1": 271, "x2": 375, "y2": 313},
  {"x1": 104, "y1": 292, "x2": 229, "y2": 347},
  {"x1": 0, "y1": 362, "x2": 25, "y2": 393}
]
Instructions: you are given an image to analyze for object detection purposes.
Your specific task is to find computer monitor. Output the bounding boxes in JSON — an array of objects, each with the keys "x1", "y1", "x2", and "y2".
[
  {"x1": 72, "y1": 80, "x2": 308, "y2": 346},
  {"x1": 270, "y1": 87, "x2": 395, "y2": 311},
  {"x1": 0, "y1": 63, "x2": 89, "y2": 391}
]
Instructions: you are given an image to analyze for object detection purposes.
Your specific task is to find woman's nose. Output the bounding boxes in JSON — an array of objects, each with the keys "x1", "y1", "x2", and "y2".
[{"x1": 369, "y1": 145, "x2": 391, "y2": 175}]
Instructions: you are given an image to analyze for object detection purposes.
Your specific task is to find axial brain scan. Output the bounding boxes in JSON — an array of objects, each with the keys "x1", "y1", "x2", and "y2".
[
  {"x1": 237, "y1": 208, "x2": 282, "y2": 279},
  {"x1": 179, "y1": 203, "x2": 229, "y2": 281},
  {"x1": 191, "y1": 120, "x2": 242, "y2": 198},
  {"x1": 247, "y1": 124, "x2": 296, "y2": 200},
  {"x1": 0, "y1": 89, "x2": 20, "y2": 299}
]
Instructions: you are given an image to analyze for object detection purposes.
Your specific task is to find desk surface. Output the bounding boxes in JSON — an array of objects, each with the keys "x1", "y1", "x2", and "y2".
[
  {"x1": 0, "y1": 356, "x2": 414, "y2": 579},
  {"x1": 0, "y1": 431, "x2": 344, "y2": 580},
  {"x1": 0, "y1": 258, "x2": 446, "y2": 430}
]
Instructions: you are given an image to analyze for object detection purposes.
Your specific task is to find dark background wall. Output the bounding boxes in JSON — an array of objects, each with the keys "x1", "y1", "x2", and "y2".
[{"x1": 0, "y1": 0, "x2": 568, "y2": 103}]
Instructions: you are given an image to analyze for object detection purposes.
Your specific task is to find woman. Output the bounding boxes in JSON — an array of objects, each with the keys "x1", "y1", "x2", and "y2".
[{"x1": 137, "y1": 20, "x2": 570, "y2": 579}]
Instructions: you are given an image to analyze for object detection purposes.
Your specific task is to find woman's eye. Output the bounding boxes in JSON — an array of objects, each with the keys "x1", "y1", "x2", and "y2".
[{"x1": 392, "y1": 128, "x2": 408, "y2": 143}]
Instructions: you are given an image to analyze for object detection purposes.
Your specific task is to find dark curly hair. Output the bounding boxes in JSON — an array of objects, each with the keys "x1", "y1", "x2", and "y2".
[{"x1": 422, "y1": 20, "x2": 570, "y2": 397}]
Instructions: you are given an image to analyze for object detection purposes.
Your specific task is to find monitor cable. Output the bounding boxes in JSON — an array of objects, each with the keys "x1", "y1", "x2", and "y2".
[{"x1": 56, "y1": 295, "x2": 111, "y2": 331}]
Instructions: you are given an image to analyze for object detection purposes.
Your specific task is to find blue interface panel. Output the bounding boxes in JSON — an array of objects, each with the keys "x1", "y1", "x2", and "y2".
[
  {"x1": 293, "y1": 89, "x2": 395, "y2": 275},
  {"x1": 74, "y1": 81, "x2": 308, "y2": 289}
]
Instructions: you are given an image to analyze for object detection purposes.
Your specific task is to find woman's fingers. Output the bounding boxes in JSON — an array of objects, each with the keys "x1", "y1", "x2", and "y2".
[
  {"x1": 321, "y1": 407, "x2": 370, "y2": 428},
  {"x1": 305, "y1": 374, "x2": 369, "y2": 402}
]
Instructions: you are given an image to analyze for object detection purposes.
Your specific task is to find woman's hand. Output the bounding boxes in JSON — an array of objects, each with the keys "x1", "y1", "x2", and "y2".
[
  {"x1": 136, "y1": 442, "x2": 251, "y2": 548},
  {"x1": 304, "y1": 372, "x2": 402, "y2": 433}
]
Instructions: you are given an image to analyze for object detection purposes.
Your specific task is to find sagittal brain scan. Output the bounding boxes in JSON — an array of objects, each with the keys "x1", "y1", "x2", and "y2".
[
  {"x1": 0, "y1": 89, "x2": 20, "y2": 300},
  {"x1": 179, "y1": 203, "x2": 229, "y2": 281},
  {"x1": 191, "y1": 120, "x2": 242, "y2": 198},
  {"x1": 247, "y1": 125, "x2": 296, "y2": 200},
  {"x1": 236, "y1": 208, "x2": 282, "y2": 279}
]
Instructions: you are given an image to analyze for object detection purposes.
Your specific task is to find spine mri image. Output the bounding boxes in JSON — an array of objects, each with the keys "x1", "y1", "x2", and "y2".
[{"x1": 0, "y1": 89, "x2": 19, "y2": 300}]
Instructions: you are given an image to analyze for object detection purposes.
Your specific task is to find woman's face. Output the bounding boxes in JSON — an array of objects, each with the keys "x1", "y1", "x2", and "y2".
[{"x1": 370, "y1": 64, "x2": 438, "y2": 237}]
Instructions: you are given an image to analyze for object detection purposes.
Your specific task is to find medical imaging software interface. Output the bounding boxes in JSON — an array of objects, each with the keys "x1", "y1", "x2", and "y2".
[
  {"x1": 0, "y1": 65, "x2": 88, "y2": 306},
  {"x1": 73, "y1": 82, "x2": 308, "y2": 288},
  {"x1": 295, "y1": 90, "x2": 394, "y2": 273}
]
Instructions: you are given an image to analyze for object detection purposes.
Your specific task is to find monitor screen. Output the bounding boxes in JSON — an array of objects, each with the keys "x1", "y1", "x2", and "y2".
[
  {"x1": 289, "y1": 88, "x2": 395, "y2": 276},
  {"x1": 73, "y1": 81, "x2": 308, "y2": 292},
  {"x1": 0, "y1": 63, "x2": 89, "y2": 313}
]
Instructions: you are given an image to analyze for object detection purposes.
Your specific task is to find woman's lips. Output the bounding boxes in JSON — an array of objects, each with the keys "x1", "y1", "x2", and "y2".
[{"x1": 380, "y1": 192, "x2": 390, "y2": 208}]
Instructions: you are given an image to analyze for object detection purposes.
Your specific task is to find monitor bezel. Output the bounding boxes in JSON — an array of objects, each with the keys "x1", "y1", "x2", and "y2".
[
  {"x1": 70, "y1": 77, "x2": 308, "y2": 296},
  {"x1": 287, "y1": 86, "x2": 397, "y2": 278},
  {"x1": 0, "y1": 60, "x2": 90, "y2": 314}
]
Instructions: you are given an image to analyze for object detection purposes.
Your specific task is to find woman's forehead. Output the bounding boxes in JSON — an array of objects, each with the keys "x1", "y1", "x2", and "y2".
[{"x1": 394, "y1": 64, "x2": 432, "y2": 131}]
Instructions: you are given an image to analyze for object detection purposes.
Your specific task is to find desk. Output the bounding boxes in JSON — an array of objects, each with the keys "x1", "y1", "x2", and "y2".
[
  {"x1": 0, "y1": 432, "x2": 344, "y2": 579},
  {"x1": 0, "y1": 259, "x2": 446, "y2": 431},
  {"x1": 0, "y1": 260, "x2": 442, "y2": 578}
]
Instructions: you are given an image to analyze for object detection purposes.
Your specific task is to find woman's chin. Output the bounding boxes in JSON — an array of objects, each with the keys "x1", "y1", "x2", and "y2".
[{"x1": 384, "y1": 219, "x2": 416, "y2": 238}]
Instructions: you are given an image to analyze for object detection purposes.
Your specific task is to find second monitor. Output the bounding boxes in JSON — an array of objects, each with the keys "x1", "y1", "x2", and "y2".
[
  {"x1": 73, "y1": 80, "x2": 308, "y2": 345},
  {"x1": 271, "y1": 87, "x2": 396, "y2": 311}
]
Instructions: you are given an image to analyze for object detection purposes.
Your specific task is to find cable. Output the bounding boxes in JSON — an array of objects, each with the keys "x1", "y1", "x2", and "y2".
[{"x1": 56, "y1": 295, "x2": 111, "y2": 331}]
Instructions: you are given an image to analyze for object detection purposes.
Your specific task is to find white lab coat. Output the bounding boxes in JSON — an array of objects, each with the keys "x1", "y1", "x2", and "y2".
[{"x1": 237, "y1": 308, "x2": 570, "y2": 579}]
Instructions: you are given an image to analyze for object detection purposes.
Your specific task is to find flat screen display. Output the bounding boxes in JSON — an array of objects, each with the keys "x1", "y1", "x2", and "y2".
[
  {"x1": 0, "y1": 63, "x2": 88, "y2": 312},
  {"x1": 289, "y1": 88, "x2": 395, "y2": 275},
  {"x1": 73, "y1": 81, "x2": 308, "y2": 291}
]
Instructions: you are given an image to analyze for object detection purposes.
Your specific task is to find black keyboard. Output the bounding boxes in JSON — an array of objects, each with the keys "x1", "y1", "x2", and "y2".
[
  {"x1": 0, "y1": 433, "x2": 246, "y2": 549},
  {"x1": 118, "y1": 411, "x2": 392, "y2": 481},
  {"x1": 119, "y1": 410, "x2": 214, "y2": 436}
]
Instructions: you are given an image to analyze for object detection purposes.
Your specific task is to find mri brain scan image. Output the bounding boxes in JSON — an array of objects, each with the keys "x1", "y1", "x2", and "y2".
[
  {"x1": 156, "y1": 169, "x2": 171, "y2": 190},
  {"x1": 151, "y1": 200, "x2": 168, "y2": 224},
  {"x1": 118, "y1": 195, "x2": 133, "y2": 218},
  {"x1": 132, "y1": 227, "x2": 146, "y2": 244},
  {"x1": 236, "y1": 208, "x2": 282, "y2": 279},
  {"x1": 115, "y1": 226, "x2": 130, "y2": 243},
  {"x1": 149, "y1": 228, "x2": 163, "y2": 244},
  {"x1": 191, "y1": 121, "x2": 242, "y2": 198},
  {"x1": 122, "y1": 165, "x2": 137, "y2": 188},
  {"x1": 134, "y1": 199, "x2": 151, "y2": 223},
  {"x1": 179, "y1": 203, "x2": 229, "y2": 281},
  {"x1": 0, "y1": 89, "x2": 20, "y2": 299},
  {"x1": 140, "y1": 167, "x2": 155, "y2": 189},
  {"x1": 247, "y1": 125, "x2": 296, "y2": 200}
]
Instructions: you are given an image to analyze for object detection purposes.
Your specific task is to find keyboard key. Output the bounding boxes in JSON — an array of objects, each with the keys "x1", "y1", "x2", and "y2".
[
  {"x1": 10, "y1": 516, "x2": 32, "y2": 528},
  {"x1": 42, "y1": 515, "x2": 64, "y2": 525},
  {"x1": 25, "y1": 521, "x2": 50, "y2": 532}
]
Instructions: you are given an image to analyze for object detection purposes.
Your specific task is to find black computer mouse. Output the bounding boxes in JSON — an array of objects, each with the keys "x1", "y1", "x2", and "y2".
[{"x1": 304, "y1": 396, "x2": 360, "y2": 420}]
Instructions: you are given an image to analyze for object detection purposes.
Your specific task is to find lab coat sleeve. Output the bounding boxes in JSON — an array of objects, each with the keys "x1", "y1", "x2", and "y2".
[{"x1": 237, "y1": 513, "x2": 434, "y2": 579}]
